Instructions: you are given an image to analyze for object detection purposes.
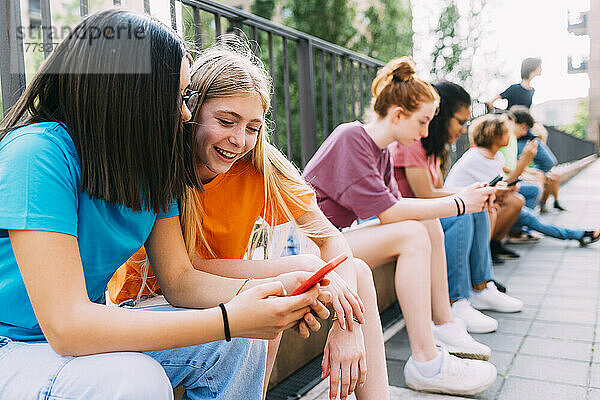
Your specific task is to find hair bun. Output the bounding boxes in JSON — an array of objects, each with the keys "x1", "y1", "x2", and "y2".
[{"x1": 391, "y1": 57, "x2": 416, "y2": 82}]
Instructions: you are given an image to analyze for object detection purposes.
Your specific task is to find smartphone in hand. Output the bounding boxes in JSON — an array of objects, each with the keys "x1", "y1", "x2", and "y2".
[
  {"x1": 289, "y1": 254, "x2": 348, "y2": 296},
  {"x1": 507, "y1": 178, "x2": 522, "y2": 187},
  {"x1": 488, "y1": 175, "x2": 503, "y2": 187}
]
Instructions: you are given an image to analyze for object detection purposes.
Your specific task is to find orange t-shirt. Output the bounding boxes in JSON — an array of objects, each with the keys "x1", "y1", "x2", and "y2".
[{"x1": 107, "y1": 160, "x2": 314, "y2": 304}]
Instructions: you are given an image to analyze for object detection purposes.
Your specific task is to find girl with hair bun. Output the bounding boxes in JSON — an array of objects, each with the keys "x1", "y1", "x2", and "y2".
[
  {"x1": 303, "y1": 57, "x2": 497, "y2": 395},
  {"x1": 109, "y1": 36, "x2": 391, "y2": 400},
  {"x1": 391, "y1": 81, "x2": 524, "y2": 337}
]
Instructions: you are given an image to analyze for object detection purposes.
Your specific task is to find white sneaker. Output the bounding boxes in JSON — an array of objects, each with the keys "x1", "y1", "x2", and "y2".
[
  {"x1": 404, "y1": 349, "x2": 497, "y2": 395},
  {"x1": 432, "y1": 321, "x2": 491, "y2": 361},
  {"x1": 451, "y1": 299, "x2": 498, "y2": 333},
  {"x1": 471, "y1": 281, "x2": 523, "y2": 313}
]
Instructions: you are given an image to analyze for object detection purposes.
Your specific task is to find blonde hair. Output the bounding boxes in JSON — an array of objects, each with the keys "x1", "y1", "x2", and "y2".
[
  {"x1": 182, "y1": 35, "x2": 336, "y2": 260},
  {"x1": 371, "y1": 56, "x2": 439, "y2": 118},
  {"x1": 470, "y1": 113, "x2": 509, "y2": 149}
]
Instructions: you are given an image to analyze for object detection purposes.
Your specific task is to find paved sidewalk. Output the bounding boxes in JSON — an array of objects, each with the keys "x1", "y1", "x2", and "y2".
[{"x1": 304, "y1": 159, "x2": 600, "y2": 400}]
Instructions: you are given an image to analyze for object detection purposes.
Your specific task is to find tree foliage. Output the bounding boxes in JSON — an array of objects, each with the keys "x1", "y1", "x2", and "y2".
[
  {"x1": 427, "y1": 0, "x2": 504, "y2": 99},
  {"x1": 282, "y1": 0, "x2": 358, "y2": 47},
  {"x1": 561, "y1": 99, "x2": 588, "y2": 139},
  {"x1": 251, "y1": 0, "x2": 277, "y2": 20},
  {"x1": 352, "y1": 0, "x2": 413, "y2": 61}
]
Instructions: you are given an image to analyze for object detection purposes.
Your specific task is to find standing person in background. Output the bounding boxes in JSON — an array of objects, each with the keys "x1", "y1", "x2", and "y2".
[
  {"x1": 487, "y1": 57, "x2": 542, "y2": 111},
  {"x1": 304, "y1": 57, "x2": 498, "y2": 396},
  {"x1": 390, "y1": 81, "x2": 522, "y2": 336}
]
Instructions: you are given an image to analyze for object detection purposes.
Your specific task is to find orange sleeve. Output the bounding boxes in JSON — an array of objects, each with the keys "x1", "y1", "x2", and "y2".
[
  {"x1": 264, "y1": 187, "x2": 315, "y2": 226},
  {"x1": 106, "y1": 247, "x2": 161, "y2": 305}
]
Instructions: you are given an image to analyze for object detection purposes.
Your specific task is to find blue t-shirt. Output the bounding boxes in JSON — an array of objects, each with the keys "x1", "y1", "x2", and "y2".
[
  {"x1": 0, "y1": 122, "x2": 178, "y2": 342},
  {"x1": 500, "y1": 83, "x2": 534, "y2": 109}
]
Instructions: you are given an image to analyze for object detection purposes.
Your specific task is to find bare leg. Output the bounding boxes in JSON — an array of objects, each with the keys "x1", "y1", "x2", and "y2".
[
  {"x1": 344, "y1": 220, "x2": 438, "y2": 362},
  {"x1": 352, "y1": 259, "x2": 390, "y2": 400},
  {"x1": 492, "y1": 193, "x2": 525, "y2": 241},
  {"x1": 419, "y1": 219, "x2": 452, "y2": 326},
  {"x1": 263, "y1": 334, "x2": 282, "y2": 399},
  {"x1": 488, "y1": 207, "x2": 497, "y2": 241}
]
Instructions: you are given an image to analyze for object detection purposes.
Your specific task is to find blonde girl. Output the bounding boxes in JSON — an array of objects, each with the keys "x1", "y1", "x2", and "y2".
[
  {"x1": 109, "y1": 37, "x2": 389, "y2": 400},
  {"x1": 302, "y1": 57, "x2": 498, "y2": 395}
]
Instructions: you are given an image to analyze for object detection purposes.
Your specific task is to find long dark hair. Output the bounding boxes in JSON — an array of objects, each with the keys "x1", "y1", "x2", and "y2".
[
  {"x1": 0, "y1": 10, "x2": 200, "y2": 214},
  {"x1": 422, "y1": 81, "x2": 471, "y2": 172}
]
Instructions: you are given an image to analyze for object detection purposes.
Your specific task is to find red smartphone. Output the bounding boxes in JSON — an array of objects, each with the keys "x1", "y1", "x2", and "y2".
[{"x1": 289, "y1": 253, "x2": 348, "y2": 296}]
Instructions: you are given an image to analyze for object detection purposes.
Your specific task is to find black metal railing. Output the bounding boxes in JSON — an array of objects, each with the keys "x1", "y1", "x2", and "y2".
[
  {"x1": 0, "y1": 0, "x2": 384, "y2": 168},
  {"x1": 546, "y1": 125, "x2": 597, "y2": 163}
]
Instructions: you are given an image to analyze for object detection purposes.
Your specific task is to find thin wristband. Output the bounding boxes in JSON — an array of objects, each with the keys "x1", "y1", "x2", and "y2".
[
  {"x1": 458, "y1": 197, "x2": 466, "y2": 215},
  {"x1": 235, "y1": 278, "x2": 252, "y2": 296},
  {"x1": 218, "y1": 303, "x2": 232, "y2": 342},
  {"x1": 331, "y1": 314, "x2": 361, "y2": 324},
  {"x1": 453, "y1": 198, "x2": 461, "y2": 216}
]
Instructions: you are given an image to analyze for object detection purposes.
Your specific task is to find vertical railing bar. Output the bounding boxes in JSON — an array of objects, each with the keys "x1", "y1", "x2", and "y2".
[
  {"x1": 296, "y1": 38, "x2": 318, "y2": 166},
  {"x1": 0, "y1": 0, "x2": 26, "y2": 116},
  {"x1": 170, "y1": 0, "x2": 177, "y2": 30},
  {"x1": 230, "y1": 18, "x2": 242, "y2": 36},
  {"x1": 358, "y1": 63, "x2": 364, "y2": 120},
  {"x1": 349, "y1": 60, "x2": 356, "y2": 120},
  {"x1": 143, "y1": 0, "x2": 151, "y2": 14},
  {"x1": 80, "y1": 0, "x2": 89, "y2": 17},
  {"x1": 283, "y1": 37, "x2": 292, "y2": 158},
  {"x1": 251, "y1": 25, "x2": 259, "y2": 56},
  {"x1": 340, "y1": 57, "x2": 347, "y2": 122},
  {"x1": 40, "y1": 0, "x2": 53, "y2": 58},
  {"x1": 214, "y1": 12, "x2": 222, "y2": 40},
  {"x1": 268, "y1": 31, "x2": 278, "y2": 146},
  {"x1": 320, "y1": 50, "x2": 328, "y2": 138},
  {"x1": 331, "y1": 54, "x2": 337, "y2": 129},
  {"x1": 193, "y1": 7, "x2": 202, "y2": 50}
]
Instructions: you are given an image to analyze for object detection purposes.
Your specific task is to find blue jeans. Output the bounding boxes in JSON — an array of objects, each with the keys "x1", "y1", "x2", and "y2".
[
  {"x1": 512, "y1": 206, "x2": 584, "y2": 240},
  {"x1": 518, "y1": 181, "x2": 541, "y2": 210},
  {"x1": 0, "y1": 303, "x2": 267, "y2": 400},
  {"x1": 440, "y1": 212, "x2": 494, "y2": 302}
]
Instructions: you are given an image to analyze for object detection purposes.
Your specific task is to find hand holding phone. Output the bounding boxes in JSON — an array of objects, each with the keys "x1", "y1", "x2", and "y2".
[
  {"x1": 289, "y1": 254, "x2": 348, "y2": 296},
  {"x1": 507, "y1": 178, "x2": 522, "y2": 187}
]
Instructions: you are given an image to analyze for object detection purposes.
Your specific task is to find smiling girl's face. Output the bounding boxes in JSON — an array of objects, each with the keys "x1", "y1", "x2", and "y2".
[{"x1": 194, "y1": 93, "x2": 264, "y2": 182}]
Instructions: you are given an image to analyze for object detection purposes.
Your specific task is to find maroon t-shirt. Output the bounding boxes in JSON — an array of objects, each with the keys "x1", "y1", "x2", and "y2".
[{"x1": 303, "y1": 121, "x2": 400, "y2": 228}]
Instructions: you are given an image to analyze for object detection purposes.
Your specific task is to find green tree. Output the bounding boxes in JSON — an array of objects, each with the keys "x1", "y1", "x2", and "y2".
[
  {"x1": 282, "y1": 0, "x2": 357, "y2": 47},
  {"x1": 427, "y1": 0, "x2": 503, "y2": 99},
  {"x1": 561, "y1": 99, "x2": 588, "y2": 139},
  {"x1": 251, "y1": 0, "x2": 277, "y2": 20},
  {"x1": 430, "y1": 1, "x2": 462, "y2": 78},
  {"x1": 353, "y1": 0, "x2": 413, "y2": 61}
]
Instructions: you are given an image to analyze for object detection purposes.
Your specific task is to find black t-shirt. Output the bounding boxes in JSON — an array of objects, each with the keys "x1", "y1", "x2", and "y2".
[{"x1": 500, "y1": 83, "x2": 534, "y2": 108}]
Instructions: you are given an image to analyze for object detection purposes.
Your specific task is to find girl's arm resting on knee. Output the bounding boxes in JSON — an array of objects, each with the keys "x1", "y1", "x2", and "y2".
[
  {"x1": 298, "y1": 210, "x2": 365, "y2": 329},
  {"x1": 9, "y1": 229, "x2": 320, "y2": 356}
]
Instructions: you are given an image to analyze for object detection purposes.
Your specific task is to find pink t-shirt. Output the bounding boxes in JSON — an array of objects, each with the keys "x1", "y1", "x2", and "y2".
[
  {"x1": 303, "y1": 121, "x2": 400, "y2": 228},
  {"x1": 390, "y1": 140, "x2": 441, "y2": 198}
]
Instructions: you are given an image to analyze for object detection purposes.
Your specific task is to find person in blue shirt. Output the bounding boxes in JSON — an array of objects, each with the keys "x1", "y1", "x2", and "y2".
[
  {"x1": 487, "y1": 57, "x2": 542, "y2": 110},
  {"x1": 508, "y1": 106, "x2": 566, "y2": 213},
  {"x1": 0, "y1": 10, "x2": 329, "y2": 400}
]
